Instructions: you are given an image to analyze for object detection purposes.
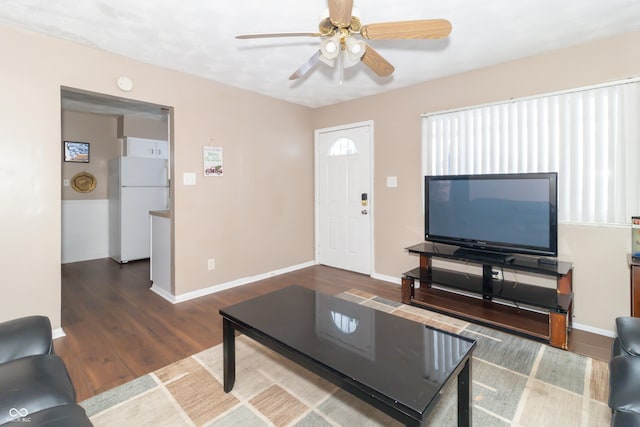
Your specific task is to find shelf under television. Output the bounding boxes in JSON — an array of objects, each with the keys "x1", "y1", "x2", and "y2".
[
  {"x1": 403, "y1": 267, "x2": 572, "y2": 313},
  {"x1": 410, "y1": 286, "x2": 550, "y2": 341},
  {"x1": 402, "y1": 242, "x2": 574, "y2": 349}
]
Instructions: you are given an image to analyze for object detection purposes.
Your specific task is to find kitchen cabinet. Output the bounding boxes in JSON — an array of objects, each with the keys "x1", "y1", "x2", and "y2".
[{"x1": 124, "y1": 137, "x2": 168, "y2": 159}]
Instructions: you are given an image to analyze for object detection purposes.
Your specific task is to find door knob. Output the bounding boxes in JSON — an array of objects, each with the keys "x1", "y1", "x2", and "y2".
[{"x1": 361, "y1": 209, "x2": 368, "y2": 215}]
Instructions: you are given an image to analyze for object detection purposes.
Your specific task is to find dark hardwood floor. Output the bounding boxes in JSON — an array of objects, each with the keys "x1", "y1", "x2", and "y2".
[{"x1": 57, "y1": 258, "x2": 612, "y2": 401}]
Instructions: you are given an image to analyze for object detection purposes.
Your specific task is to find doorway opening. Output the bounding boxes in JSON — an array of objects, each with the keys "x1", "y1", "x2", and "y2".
[{"x1": 60, "y1": 87, "x2": 174, "y2": 326}]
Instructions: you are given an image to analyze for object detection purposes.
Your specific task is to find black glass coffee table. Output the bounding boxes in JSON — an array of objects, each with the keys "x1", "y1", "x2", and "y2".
[{"x1": 220, "y1": 285, "x2": 476, "y2": 426}]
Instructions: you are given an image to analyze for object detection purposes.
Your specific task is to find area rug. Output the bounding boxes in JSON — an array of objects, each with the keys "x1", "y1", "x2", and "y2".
[{"x1": 80, "y1": 289, "x2": 611, "y2": 426}]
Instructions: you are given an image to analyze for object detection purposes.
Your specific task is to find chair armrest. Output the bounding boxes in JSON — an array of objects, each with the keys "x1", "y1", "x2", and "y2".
[
  {"x1": 616, "y1": 316, "x2": 640, "y2": 356},
  {"x1": 610, "y1": 355, "x2": 640, "y2": 413},
  {"x1": 0, "y1": 316, "x2": 53, "y2": 364},
  {"x1": 0, "y1": 404, "x2": 93, "y2": 427},
  {"x1": 0, "y1": 355, "x2": 77, "y2": 425}
]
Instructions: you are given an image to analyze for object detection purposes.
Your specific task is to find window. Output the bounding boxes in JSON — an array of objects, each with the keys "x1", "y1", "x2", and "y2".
[
  {"x1": 422, "y1": 80, "x2": 640, "y2": 225},
  {"x1": 329, "y1": 138, "x2": 358, "y2": 156}
]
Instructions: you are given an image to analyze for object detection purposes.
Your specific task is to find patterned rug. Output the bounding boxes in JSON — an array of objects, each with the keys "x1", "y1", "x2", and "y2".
[{"x1": 80, "y1": 289, "x2": 611, "y2": 426}]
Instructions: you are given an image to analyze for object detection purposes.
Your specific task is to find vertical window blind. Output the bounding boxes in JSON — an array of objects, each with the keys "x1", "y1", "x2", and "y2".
[{"x1": 422, "y1": 81, "x2": 640, "y2": 225}]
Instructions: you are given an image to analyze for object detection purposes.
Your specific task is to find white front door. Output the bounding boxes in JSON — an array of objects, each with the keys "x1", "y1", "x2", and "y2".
[{"x1": 316, "y1": 122, "x2": 372, "y2": 275}]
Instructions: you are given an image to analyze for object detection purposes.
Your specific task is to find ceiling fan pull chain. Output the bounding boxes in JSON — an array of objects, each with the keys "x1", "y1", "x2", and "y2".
[{"x1": 338, "y1": 46, "x2": 345, "y2": 85}]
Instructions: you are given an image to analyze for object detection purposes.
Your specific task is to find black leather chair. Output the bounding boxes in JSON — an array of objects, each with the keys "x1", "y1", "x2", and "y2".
[
  {"x1": 0, "y1": 315, "x2": 53, "y2": 363},
  {"x1": 612, "y1": 410, "x2": 640, "y2": 427},
  {"x1": 609, "y1": 317, "x2": 640, "y2": 427},
  {"x1": 0, "y1": 316, "x2": 92, "y2": 427},
  {"x1": 4, "y1": 404, "x2": 92, "y2": 427},
  {"x1": 613, "y1": 316, "x2": 640, "y2": 357}
]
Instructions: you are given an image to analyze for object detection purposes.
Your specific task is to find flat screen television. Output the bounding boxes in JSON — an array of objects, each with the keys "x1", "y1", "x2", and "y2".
[{"x1": 425, "y1": 172, "x2": 558, "y2": 259}]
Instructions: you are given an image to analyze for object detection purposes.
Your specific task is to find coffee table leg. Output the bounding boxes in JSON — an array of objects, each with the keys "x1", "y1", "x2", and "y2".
[
  {"x1": 223, "y1": 317, "x2": 236, "y2": 392},
  {"x1": 457, "y1": 357, "x2": 472, "y2": 427}
]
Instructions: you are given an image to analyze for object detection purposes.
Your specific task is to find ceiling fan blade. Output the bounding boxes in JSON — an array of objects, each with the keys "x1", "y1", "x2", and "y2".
[
  {"x1": 289, "y1": 50, "x2": 322, "y2": 80},
  {"x1": 361, "y1": 44, "x2": 394, "y2": 77},
  {"x1": 361, "y1": 19, "x2": 452, "y2": 40},
  {"x1": 328, "y1": 0, "x2": 353, "y2": 27},
  {"x1": 236, "y1": 32, "x2": 321, "y2": 39}
]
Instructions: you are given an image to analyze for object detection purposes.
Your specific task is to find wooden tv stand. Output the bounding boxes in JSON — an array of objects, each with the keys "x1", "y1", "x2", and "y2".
[{"x1": 402, "y1": 243, "x2": 573, "y2": 349}]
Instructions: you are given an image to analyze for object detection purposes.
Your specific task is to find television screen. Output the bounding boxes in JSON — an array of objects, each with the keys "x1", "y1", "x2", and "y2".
[{"x1": 425, "y1": 173, "x2": 558, "y2": 257}]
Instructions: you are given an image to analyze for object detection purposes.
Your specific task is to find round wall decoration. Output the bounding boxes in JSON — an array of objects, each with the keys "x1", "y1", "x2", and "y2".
[{"x1": 71, "y1": 172, "x2": 97, "y2": 193}]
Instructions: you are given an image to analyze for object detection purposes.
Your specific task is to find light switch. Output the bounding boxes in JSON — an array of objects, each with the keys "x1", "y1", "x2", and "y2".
[
  {"x1": 183, "y1": 172, "x2": 196, "y2": 186},
  {"x1": 386, "y1": 176, "x2": 398, "y2": 188},
  {"x1": 63, "y1": 179, "x2": 70, "y2": 187}
]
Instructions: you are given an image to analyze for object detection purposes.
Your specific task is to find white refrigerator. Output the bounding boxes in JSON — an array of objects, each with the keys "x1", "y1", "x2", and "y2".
[{"x1": 108, "y1": 157, "x2": 169, "y2": 263}]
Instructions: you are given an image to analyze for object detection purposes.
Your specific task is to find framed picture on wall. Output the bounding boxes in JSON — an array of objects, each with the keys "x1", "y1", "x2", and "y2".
[
  {"x1": 64, "y1": 141, "x2": 90, "y2": 163},
  {"x1": 203, "y1": 146, "x2": 223, "y2": 176}
]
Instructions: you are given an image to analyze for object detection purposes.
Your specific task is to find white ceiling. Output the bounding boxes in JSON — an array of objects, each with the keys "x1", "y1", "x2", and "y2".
[{"x1": 2, "y1": 0, "x2": 640, "y2": 109}]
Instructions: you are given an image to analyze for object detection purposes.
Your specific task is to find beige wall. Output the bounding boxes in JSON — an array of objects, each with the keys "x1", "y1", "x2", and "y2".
[
  {"x1": 61, "y1": 111, "x2": 119, "y2": 200},
  {"x1": 312, "y1": 30, "x2": 640, "y2": 334},
  {"x1": 171, "y1": 82, "x2": 314, "y2": 294},
  {"x1": 2, "y1": 19, "x2": 638, "y2": 335},
  {"x1": 0, "y1": 24, "x2": 314, "y2": 329}
]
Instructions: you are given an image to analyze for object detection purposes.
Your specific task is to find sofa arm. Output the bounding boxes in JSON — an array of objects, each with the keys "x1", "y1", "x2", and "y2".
[
  {"x1": 0, "y1": 316, "x2": 53, "y2": 364},
  {"x1": 616, "y1": 316, "x2": 640, "y2": 356},
  {"x1": 0, "y1": 355, "x2": 77, "y2": 425},
  {"x1": 0, "y1": 404, "x2": 93, "y2": 427},
  {"x1": 610, "y1": 355, "x2": 640, "y2": 413}
]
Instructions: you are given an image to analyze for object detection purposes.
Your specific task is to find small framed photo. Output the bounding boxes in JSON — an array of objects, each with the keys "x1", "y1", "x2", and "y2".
[{"x1": 64, "y1": 141, "x2": 90, "y2": 163}]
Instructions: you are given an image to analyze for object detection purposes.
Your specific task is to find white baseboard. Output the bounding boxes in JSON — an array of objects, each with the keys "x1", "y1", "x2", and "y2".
[
  {"x1": 150, "y1": 285, "x2": 176, "y2": 304},
  {"x1": 152, "y1": 263, "x2": 617, "y2": 339},
  {"x1": 52, "y1": 327, "x2": 66, "y2": 340},
  {"x1": 371, "y1": 272, "x2": 401, "y2": 285},
  {"x1": 162, "y1": 261, "x2": 316, "y2": 304},
  {"x1": 572, "y1": 322, "x2": 615, "y2": 338}
]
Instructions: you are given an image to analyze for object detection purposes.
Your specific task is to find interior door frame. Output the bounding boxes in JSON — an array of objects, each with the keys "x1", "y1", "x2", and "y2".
[{"x1": 314, "y1": 120, "x2": 375, "y2": 275}]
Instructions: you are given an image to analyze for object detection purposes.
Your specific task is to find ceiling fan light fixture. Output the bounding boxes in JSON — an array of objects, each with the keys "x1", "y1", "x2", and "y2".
[
  {"x1": 345, "y1": 36, "x2": 364, "y2": 55},
  {"x1": 343, "y1": 36, "x2": 365, "y2": 68},
  {"x1": 318, "y1": 55, "x2": 336, "y2": 67},
  {"x1": 320, "y1": 35, "x2": 340, "y2": 59},
  {"x1": 237, "y1": 2, "x2": 453, "y2": 81}
]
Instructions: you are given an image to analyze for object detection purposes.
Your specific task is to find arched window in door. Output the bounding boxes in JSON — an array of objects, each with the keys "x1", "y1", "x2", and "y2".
[{"x1": 329, "y1": 138, "x2": 358, "y2": 156}]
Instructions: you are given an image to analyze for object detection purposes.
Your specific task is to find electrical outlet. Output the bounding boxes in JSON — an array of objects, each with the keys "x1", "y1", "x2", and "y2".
[
  {"x1": 491, "y1": 268, "x2": 503, "y2": 281},
  {"x1": 207, "y1": 259, "x2": 215, "y2": 270}
]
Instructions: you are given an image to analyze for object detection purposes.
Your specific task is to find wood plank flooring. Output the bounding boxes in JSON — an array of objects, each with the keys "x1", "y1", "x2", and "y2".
[{"x1": 56, "y1": 258, "x2": 612, "y2": 402}]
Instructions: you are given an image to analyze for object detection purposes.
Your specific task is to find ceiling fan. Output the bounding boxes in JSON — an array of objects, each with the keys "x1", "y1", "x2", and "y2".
[{"x1": 236, "y1": 0, "x2": 452, "y2": 81}]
